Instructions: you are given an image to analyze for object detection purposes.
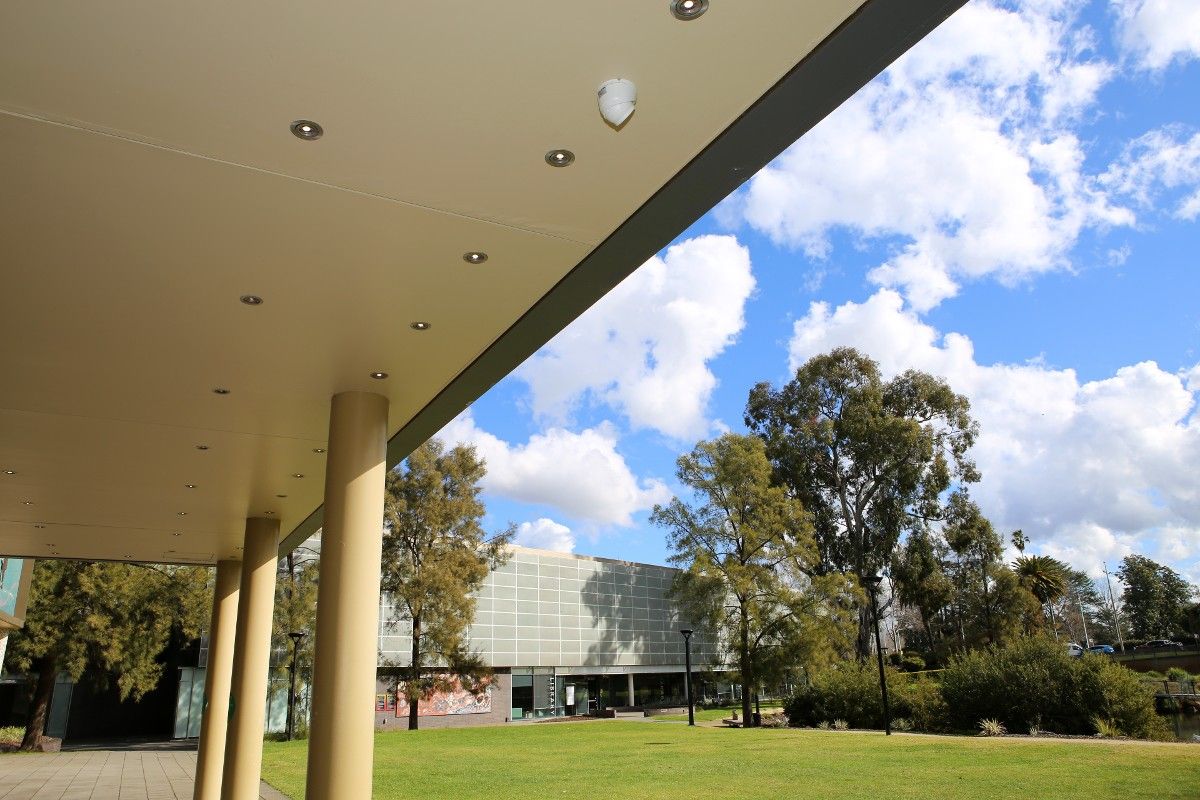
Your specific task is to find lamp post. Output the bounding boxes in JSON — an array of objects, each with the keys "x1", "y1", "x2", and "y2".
[
  {"x1": 861, "y1": 576, "x2": 892, "y2": 736},
  {"x1": 680, "y1": 629, "x2": 695, "y2": 727},
  {"x1": 286, "y1": 630, "x2": 307, "y2": 741}
]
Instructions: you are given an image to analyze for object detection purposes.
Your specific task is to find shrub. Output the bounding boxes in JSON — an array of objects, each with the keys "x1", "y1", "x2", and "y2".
[
  {"x1": 977, "y1": 718, "x2": 1006, "y2": 736},
  {"x1": 1092, "y1": 717, "x2": 1120, "y2": 738},
  {"x1": 832, "y1": 719, "x2": 849, "y2": 730},
  {"x1": 1166, "y1": 667, "x2": 1190, "y2": 683},
  {"x1": 900, "y1": 652, "x2": 927, "y2": 673},
  {"x1": 760, "y1": 713, "x2": 789, "y2": 729},
  {"x1": 941, "y1": 635, "x2": 1168, "y2": 739},
  {"x1": 892, "y1": 675, "x2": 949, "y2": 732},
  {"x1": 816, "y1": 721, "x2": 831, "y2": 730},
  {"x1": 891, "y1": 717, "x2": 914, "y2": 732}
]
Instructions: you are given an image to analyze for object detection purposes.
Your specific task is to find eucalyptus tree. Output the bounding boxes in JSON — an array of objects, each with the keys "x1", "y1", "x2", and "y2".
[
  {"x1": 381, "y1": 439, "x2": 512, "y2": 730},
  {"x1": 653, "y1": 433, "x2": 856, "y2": 727},
  {"x1": 745, "y1": 347, "x2": 979, "y2": 658}
]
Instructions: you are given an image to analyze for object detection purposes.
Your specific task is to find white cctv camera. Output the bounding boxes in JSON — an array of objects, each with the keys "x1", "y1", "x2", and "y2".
[{"x1": 598, "y1": 78, "x2": 637, "y2": 128}]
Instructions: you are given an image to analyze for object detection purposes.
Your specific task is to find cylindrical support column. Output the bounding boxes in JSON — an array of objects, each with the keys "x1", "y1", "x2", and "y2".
[
  {"x1": 626, "y1": 673, "x2": 635, "y2": 707},
  {"x1": 220, "y1": 519, "x2": 280, "y2": 800},
  {"x1": 306, "y1": 392, "x2": 388, "y2": 800},
  {"x1": 193, "y1": 560, "x2": 242, "y2": 800}
]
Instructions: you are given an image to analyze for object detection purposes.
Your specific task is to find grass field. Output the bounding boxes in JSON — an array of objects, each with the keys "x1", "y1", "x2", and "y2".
[
  {"x1": 652, "y1": 705, "x2": 783, "y2": 723},
  {"x1": 260, "y1": 720, "x2": 1199, "y2": 800}
]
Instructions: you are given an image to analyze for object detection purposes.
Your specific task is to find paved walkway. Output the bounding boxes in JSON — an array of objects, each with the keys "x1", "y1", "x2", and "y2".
[{"x1": 0, "y1": 749, "x2": 287, "y2": 800}]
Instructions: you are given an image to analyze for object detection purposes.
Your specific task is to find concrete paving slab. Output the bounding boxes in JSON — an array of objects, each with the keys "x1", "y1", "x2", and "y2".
[{"x1": 0, "y1": 750, "x2": 283, "y2": 799}]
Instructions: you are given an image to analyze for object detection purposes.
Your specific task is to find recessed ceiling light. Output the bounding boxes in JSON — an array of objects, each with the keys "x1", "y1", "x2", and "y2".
[
  {"x1": 239, "y1": 295, "x2": 264, "y2": 306},
  {"x1": 3, "y1": 470, "x2": 15, "y2": 475},
  {"x1": 276, "y1": 494, "x2": 288, "y2": 499},
  {"x1": 213, "y1": 388, "x2": 231, "y2": 395},
  {"x1": 313, "y1": 448, "x2": 326, "y2": 454},
  {"x1": 196, "y1": 444, "x2": 210, "y2": 451},
  {"x1": 545, "y1": 149, "x2": 575, "y2": 167},
  {"x1": 185, "y1": 484, "x2": 197, "y2": 489},
  {"x1": 370, "y1": 371, "x2": 389, "y2": 380},
  {"x1": 125, "y1": 554, "x2": 133, "y2": 559},
  {"x1": 463, "y1": 251, "x2": 489, "y2": 264},
  {"x1": 292, "y1": 473, "x2": 304, "y2": 479},
  {"x1": 172, "y1": 532, "x2": 182, "y2": 537},
  {"x1": 22, "y1": 501, "x2": 33, "y2": 506},
  {"x1": 410, "y1": 321, "x2": 431, "y2": 331},
  {"x1": 670, "y1": 0, "x2": 709, "y2": 20},
  {"x1": 178, "y1": 511, "x2": 188, "y2": 516},
  {"x1": 290, "y1": 120, "x2": 324, "y2": 140},
  {"x1": 265, "y1": 510, "x2": 276, "y2": 515},
  {"x1": 34, "y1": 525, "x2": 46, "y2": 529}
]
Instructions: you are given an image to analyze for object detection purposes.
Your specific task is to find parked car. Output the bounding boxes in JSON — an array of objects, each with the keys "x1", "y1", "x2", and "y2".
[
  {"x1": 1067, "y1": 643, "x2": 1085, "y2": 657},
  {"x1": 1133, "y1": 639, "x2": 1183, "y2": 650},
  {"x1": 1087, "y1": 644, "x2": 1115, "y2": 654}
]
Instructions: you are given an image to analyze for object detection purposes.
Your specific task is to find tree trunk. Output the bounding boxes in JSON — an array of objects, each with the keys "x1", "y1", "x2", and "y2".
[
  {"x1": 408, "y1": 615, "x2": 420, "y2": 731},
  {"x1": 981, "y1": 561, "x2": 995, "y2": 645},
  {"x1": 739, "y1": 618, "x2": 753, "y2": 727},
  {"x1": 21, "y1": 654, "x2": 57, "y2": 751},
  {"x1": 856, "y1": 605, "x2": 873, "y2": 660}
]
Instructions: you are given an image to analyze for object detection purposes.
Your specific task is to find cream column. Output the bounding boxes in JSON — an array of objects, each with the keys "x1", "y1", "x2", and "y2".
[
  {"x1": 306, "y1": 392, "x2": 388, "y2": 800},
  {"x1": 626, "y1": 673, "x2": 636, "y2": 707},
  {"x1": 220, "y1": 518, "x2": 279, "y2": 800},
  {"x1": 193, "y1": 559, "x2": 242, "y2": 800}
]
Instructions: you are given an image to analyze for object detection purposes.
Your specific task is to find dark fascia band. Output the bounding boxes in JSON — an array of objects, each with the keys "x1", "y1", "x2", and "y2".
[{"x1": 279, "y1": 0, "x2": 968, "y2": 556}]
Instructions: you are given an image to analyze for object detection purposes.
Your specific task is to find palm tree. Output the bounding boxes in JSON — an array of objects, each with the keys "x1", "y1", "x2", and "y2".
[{"x1": 1013, "y1": 555, "x2": 1069, "y2": 636}]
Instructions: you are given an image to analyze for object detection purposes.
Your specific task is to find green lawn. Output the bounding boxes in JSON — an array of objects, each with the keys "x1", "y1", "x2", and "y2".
[
  {"x1": 652, "y1": 704, "x2": 782, "y2": 722},
  {"x1": 260, "y1": 721, "x2": 1199, "y2": 800}
]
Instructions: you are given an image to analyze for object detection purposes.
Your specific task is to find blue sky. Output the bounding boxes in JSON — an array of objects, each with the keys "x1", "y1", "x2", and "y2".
[{"x1": 440, "y1": 1, "x2": 1200, "y2": 586}]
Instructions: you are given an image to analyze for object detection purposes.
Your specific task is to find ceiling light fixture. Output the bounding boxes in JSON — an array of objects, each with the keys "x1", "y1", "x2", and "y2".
[
  {"x1": 410, "y1": 321, "x2": 431, "y2": 331},
  {"x1": 22, "y1": 501, "x2": 33, "y2": 506},
  {"x1": 545, "y1": 149, "x2": 575, "y2": 167},
  {"x1": 213, "y1": 388, "x2": 231, "y2": 395},
  {"x1": 185, "y1": 484, "x2": 197, "y2": 489},
  {"x1": 239, "y1": 294, "x2": 264, "y2": 306},
  {"x1": 172, "y1": 532, "x2": 182, "y2": 537},
  {"x1": 265, "y1": 510, "x2": 276, "y2": 515},
  {"x1": 196, "y1": 444, "x2": 210, "y2": 451},
  {"x1": 276, "y1": 494, "x2": 288, "y2": 499},
  {"x1": 3, "y1": 470, "x2": 15, "y2": 475},
  {"x1": 370, "y1": 371, "x2": 389, "y2": 380},
  {"x1": 290, "y1": 120, "x2": 324, "y2": 140},
  {"x1": 463, "y1": 251, "x2": 488, "y2": 264},
  {"x1": 34, "y1": 525, "x2": 46, "y2": 529},
  {"x1": 292, "y1": 473, "x2": 304, "y2": 479},
  {"x1": 670, "y1": 0, "x2": 709, "y2": 20},
  {"x1": 313, "y1": 448, "x2": 326, "y2": 454}
]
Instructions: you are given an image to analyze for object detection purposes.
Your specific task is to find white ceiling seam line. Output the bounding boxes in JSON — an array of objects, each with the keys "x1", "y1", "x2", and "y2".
[
  {"x1": 0, "y1": 106, "x2": 598, "y2": 249},
  {"x1": 0, "y1": 519, "x2": 222, "y2": 535}
]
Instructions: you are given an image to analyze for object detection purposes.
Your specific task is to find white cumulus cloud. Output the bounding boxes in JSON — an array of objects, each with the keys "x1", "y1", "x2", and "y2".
[
  {"x1": 787, "y1": 289, "x2": 1200, "y2": 578},
  {"x1": 723, "y1": 0, "x2": 1132, "y2": 311},
  {"x1": 438, "y1": 412, "x2": 669, "y2": 527},
  {"x1": 514, "y1": 518, "x2": 576, "y2": 553},
  {"x1": 517, "y1": 234, "x2": 755, "y2": 440},
  {"x1": 1102, "y1": 126, "x2": 1200, "y2": 221},
  {"x1": 1112, "y1": 0, "x2": 1200, "y2": 71}
]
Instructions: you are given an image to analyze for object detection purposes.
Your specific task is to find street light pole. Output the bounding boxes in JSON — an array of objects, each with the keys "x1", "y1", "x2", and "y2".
[
  {"x1": 286, "y1": 630, "x2": 307, "y2": 741},
  {"x1": 680, "y1": 629, "x2": 695, "y2": 727},
  {"x1": 862, "y1": 576, "x2": 891, "y2": 736}
]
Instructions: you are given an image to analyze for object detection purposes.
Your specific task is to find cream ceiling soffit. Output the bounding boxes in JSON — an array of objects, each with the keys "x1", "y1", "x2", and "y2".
[
  {"x1": 0, "y1": 1, "x2": 967, "y2": 565},
  {"x1": 279, "y1": 0, "x2": 970, "y2": 555}
]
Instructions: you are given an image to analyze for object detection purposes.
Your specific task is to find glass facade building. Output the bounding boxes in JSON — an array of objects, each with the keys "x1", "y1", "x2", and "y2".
[{"x1": 375, "y1": 545, "x2": 718, "y2": 725}]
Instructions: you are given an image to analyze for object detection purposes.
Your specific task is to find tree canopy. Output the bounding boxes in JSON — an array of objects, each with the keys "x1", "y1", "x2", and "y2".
[
  {"x1": 381, "y1": 439, "x2": 512, "y2": 730},
  {"x1": 745, "y1": 347, "x2": 978, "y2": 657},
  {"x1": 653, "y1": 433, "x2": 857, "y2": 726},
  {"x1": 6, "y1": 560, "x2": 209, "y2": 749},
  {"x1": 1117, "y1": 555, "x2": 1196, "y2": 640}
]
